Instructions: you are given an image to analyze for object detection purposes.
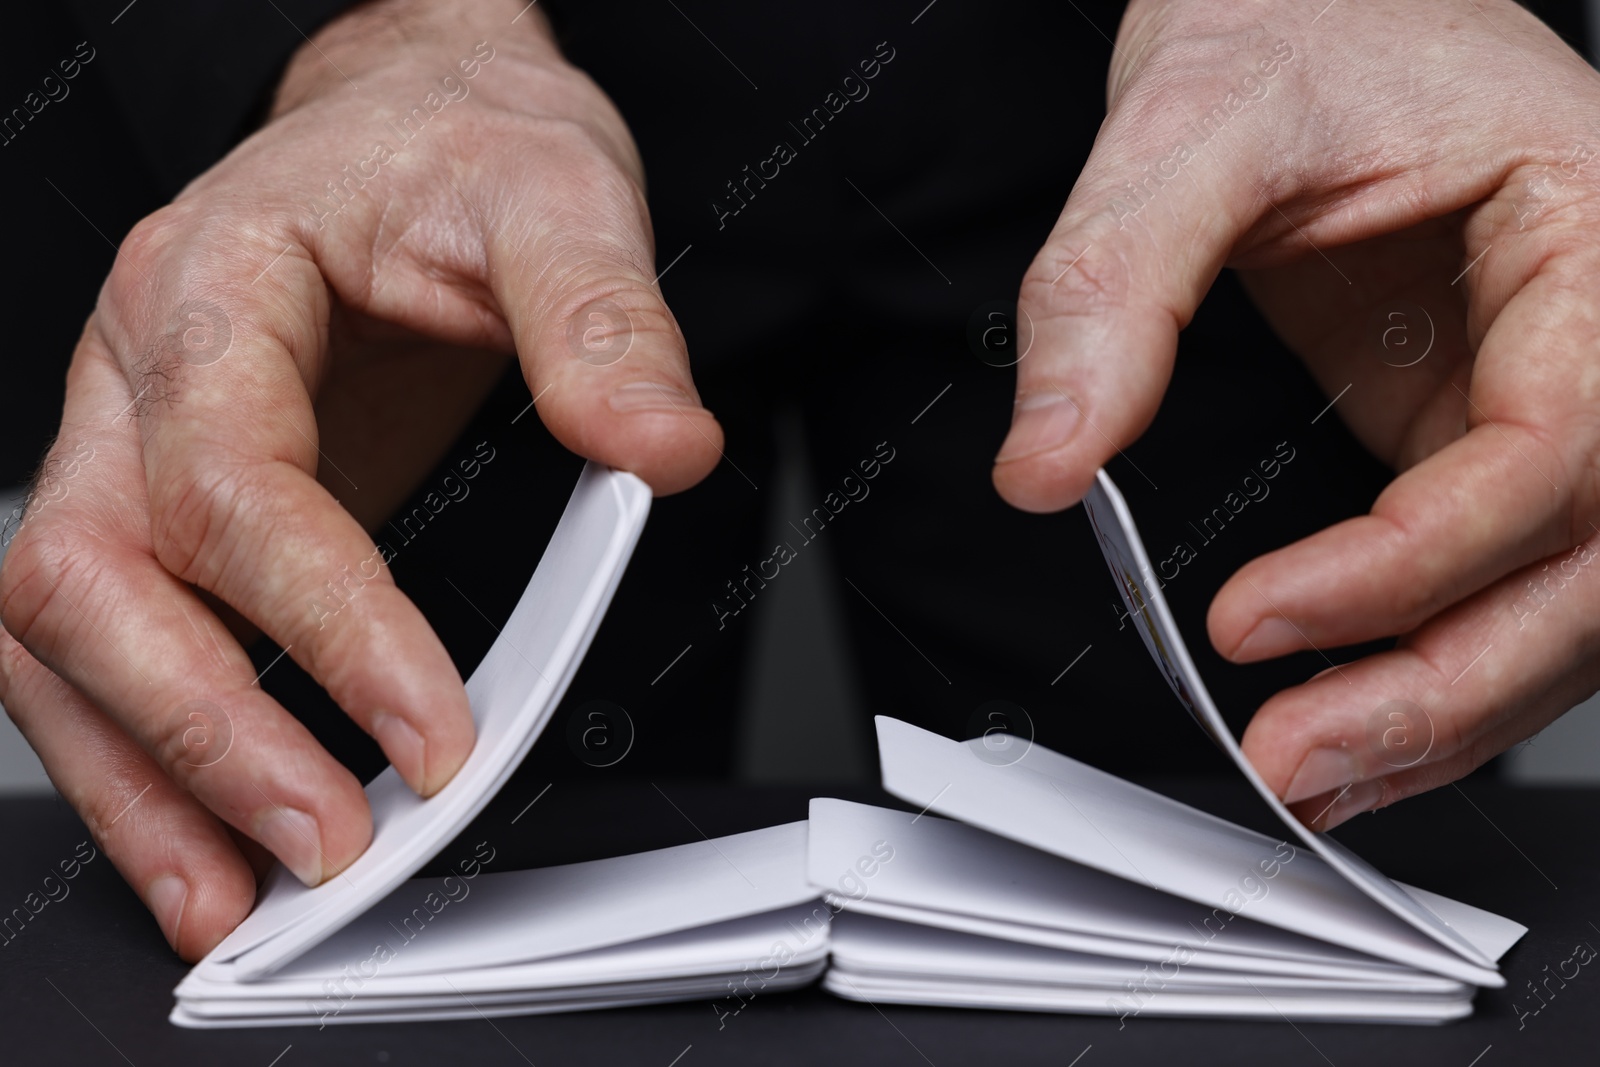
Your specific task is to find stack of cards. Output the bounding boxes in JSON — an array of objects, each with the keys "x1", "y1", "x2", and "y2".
[
  {"x1": 169, "y1": 466, "x2": 1523, "y2": 1028},
  {"x1": 814, "y1": 718, "x2": 1520, "y2": 1023},
  {"x1": 175, "y1": 823, "x2": 825, "y2": 1026}
]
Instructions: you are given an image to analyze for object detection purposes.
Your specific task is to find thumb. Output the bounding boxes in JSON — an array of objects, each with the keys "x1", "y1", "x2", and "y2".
[
  {"x1": 994, "y1": 37, "x2": 1300, "y2": 512},
  {"x1": 476, "y1": 137, "x2": 723, "y2": 495}
]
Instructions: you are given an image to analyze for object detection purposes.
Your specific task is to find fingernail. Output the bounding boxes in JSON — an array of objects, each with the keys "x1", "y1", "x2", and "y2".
[
  {"x1": 253, "y1": 806, "x2": 324, "y2": 886},
  {"x1": 995, "y1": 391, "x2": 1081, "y2": 463},
  {"x1": 1284, "y1": 746, "x2": 1358, "y2": 805},
  {"x1": 608, "y1": 381, "x2": 697, "y2": 413},
  {"x1": 1232, "y1": 617, "x2": 1300, "y2": 661},
  {"x1": 372, "y1": 712, "x2": 427, "y2": 795},
  {"x1": 147, "y1": 874, "x2": 189, "y2": 951},
  {"x1": 1314, "y1": 778, "x2": 1385, "y2": 831}
]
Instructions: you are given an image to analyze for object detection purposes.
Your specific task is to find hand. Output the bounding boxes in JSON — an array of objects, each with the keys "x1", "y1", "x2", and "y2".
[
  {"x1": 0, "y1": 0, "x2": 721, "y2": 960},
  {"x1": 993, "y1": 0, "x2": 1600, "y2": 828}
]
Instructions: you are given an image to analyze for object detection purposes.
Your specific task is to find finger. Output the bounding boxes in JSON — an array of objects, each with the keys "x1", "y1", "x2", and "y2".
[
  {"x1": 0, "y1": 631, "x2": 255, "y2": 961},
  {"x1": 993, "y1": 42, "x2": 1301, "y2": 513},
  {"x1": 1, "y1": 345, "x2": 376, "y2": 886},
  {"x1": 91, "y1": 209, "x2": 476, "y2": 798},
  {"x1": 1210, "y1": 226, "x2": 1600, "y2": 661},
  {"x1": 463, "y1": 126, "x2": 724, "y2": 495},
  {"x1": 1239, "y1": 526, "x2": 1600, "y2": 830}
]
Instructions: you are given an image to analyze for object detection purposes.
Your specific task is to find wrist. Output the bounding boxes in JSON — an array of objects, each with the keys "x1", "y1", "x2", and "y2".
[{"x1": 271, "y1": 0, "x2": 561, "y2": 116}]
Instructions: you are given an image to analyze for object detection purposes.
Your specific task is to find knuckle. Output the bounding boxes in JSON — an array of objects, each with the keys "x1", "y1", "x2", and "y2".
[
  {"x1": 0, "y1": 524, "x2": 106, "y2": 653},
  {"x1": 1387, "y1": 588, "x2": 1438, "y2": 632},
  {"x1": 107, "y1": 211, "x2": 286, "y2": 387},
  {"x1": 517, "y1": 100, "x2": 641, "y2": 179},
  {"x1": 0, "y1": 632, "x2": 29, "y2": 707},
  {"x1": 118, "y1": 205, "x2": 189, "y2": 266},
  {"x1": 1102, "y1": 28, "x2": 1299, "y2": 188},
  {"x1": 1489, "y1": 421, "x2": 1571, "y2": 533},
  {"x1": 1429, "y1": 702, "x2": 1470, "y2": 764},
  {"x1": 105, "y1": 206, "x2": 192, "y2": 309},
  {"x1": 299, "y1": 595, "x2": 406, "y2": 714},
  {"x1": 1500, "y1": 153, "x2": 1600, "y2": 236},
  {"x1": 483, "y1": 113, "x2": 649, "y2": 230},
  {"x1": 1111, "y1": 35, "x2": 1228, "y2": 117},
  {"x1": 151, "y1": 701, "x2": 217, "y2": 784},
  {"x1": 148, "y1": 457, "x2": 278, "y2": 590},
  {"x1": 1114, "y1": 26, "x2": 1292, "y2": 109},
  {"x1": 1020, "y1": 238, "x2": 1132, "y2": 321},
  {"x1": 1368, "y1": 536, "x2": 1444, "y2": 628},
  {"x1": 472, "y1": 111, "x2": 634, "y2": 189},
  {"x1": 540, "y1": 233, "x2": 651, "y2": 311},
  {"x1": 525, "y1": 112, "x2": 618, "y2": 162},
  {"x1": 79, "y1": 758, "x2": 169, "y2": 845}
]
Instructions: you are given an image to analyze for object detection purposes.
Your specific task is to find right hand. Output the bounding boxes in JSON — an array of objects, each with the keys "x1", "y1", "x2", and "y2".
[{"x1": 0, "y1": 0, "x2": 721, "y2": 960}]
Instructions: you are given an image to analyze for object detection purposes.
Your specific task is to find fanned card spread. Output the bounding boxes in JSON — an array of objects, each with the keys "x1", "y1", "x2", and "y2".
[{"x1": 172, "y1": 466, "x2": 1523, "y2": 1027}]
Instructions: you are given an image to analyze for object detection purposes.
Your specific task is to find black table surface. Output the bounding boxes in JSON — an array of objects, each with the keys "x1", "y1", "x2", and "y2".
[{"x1": 3, "y1": 775, "x2": 1597, "y2": 1066}]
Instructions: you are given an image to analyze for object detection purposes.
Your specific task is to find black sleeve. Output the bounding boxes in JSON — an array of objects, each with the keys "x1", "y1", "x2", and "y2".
[{"x1": 63, "y1": 0, "x2": 361, "y2": 195}]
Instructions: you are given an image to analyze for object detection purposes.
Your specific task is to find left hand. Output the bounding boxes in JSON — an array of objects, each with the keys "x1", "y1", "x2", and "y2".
[{"x1": 993, "y1": 0, "x2": 1600, "y2": 828}]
